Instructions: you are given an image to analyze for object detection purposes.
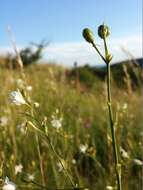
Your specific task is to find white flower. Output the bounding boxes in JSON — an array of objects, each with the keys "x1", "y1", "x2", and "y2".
[
  {"x1": 34, "y1": 102, "x2": 40, "y2": 108},
  {"x1": 27, "y1": 174, "x2": 35, "y2": 181},
  {"x1": 26, "y1": 86, "x2": 32, "y2": 91},
  {"x1": 15, "y1": 164, "x2": 23, "y2": 175},
  {"x1": 51, "y1": 110, "x2": 63, "y2": 129},
  {"x1": 72, "y1": 159, "x2": 76, "y2": 165},
  {"x1": 57, "y1": 162, "x2": 63, "y2": 172},
  {"x1": 51, "y1": 118, "x2": 62, "y2": 129},
  {"x1": 120, "y1": 147, "x2": 129, "y2": 159},
  {"x1": 79, "y1": 144, "x2": 87, "y2": 153},
  {"x1": 106, "y1": 186, "x2": 114, "y2": 190},
  {"x1": 2, "y1": 177, "x2": 16, "y2": 190},
  {"x1": 9, "y1": 90, "x2": 26, "y2": 106},
  {"x1": 133, "y1": 159, "x2": 143, "y2": 166},
  {"x1": 122, "y1": 103, "x2": 127, "y2": 110}
]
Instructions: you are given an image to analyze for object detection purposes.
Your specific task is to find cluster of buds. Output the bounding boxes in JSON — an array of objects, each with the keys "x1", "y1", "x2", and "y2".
[{"x1": 82, "y1": 23, "x2": 112, "y2": 64}]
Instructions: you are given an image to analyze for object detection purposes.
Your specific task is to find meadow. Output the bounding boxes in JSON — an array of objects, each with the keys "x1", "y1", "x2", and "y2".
[{"x1": 0, "y1": 58, "x2": 142, "y2": 190}]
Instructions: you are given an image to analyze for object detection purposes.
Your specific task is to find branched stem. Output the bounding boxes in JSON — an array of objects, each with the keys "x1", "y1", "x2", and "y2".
[{"x1": 92, "y1": 37, "x2": 122, "y2": 190}]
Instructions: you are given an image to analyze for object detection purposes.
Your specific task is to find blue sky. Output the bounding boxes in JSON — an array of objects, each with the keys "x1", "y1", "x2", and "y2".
[{"x1": 0, "y1": 0, "x2": 142, "y2": 65}]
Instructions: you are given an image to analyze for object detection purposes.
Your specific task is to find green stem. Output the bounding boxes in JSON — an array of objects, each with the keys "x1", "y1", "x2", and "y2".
[
  {"x1": 27, "y1": 121, "x2": 76, "y2": 188},
  {"x1": 35, "y1": 133, "x2": 46, "y2": 186},
  {"x1": 46, "y1": 135, "x2": 76, "y2": 188},
  {"x1": 106, "y1": 62, "x2": 122, "y2": 190},
  {"x1": 92, "y1": 37, "x2": 122, "y2": 189},
  {"x1": 92, "y1": 42, "x2": 106, "y2": 63},
  {"x1": 103, "y1": 38, "x2": 108, "y2": 59}
]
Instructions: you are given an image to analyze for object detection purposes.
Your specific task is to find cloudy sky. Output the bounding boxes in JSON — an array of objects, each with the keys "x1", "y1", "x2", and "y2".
[{"x1": 0, "y1": 0, "x2": 142, "y2": 66}]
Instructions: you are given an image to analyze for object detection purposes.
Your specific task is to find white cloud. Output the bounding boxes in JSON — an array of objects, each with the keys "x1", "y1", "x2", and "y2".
[
  {"x1": 44, "y1": 34, "x2": 142, "y2": 66},
  {"x1": 0, "y1": 34, "x2": 142, "y2": 67}
]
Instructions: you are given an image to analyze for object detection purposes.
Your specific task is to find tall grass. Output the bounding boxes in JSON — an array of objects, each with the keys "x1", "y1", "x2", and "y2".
[{"x1": 0, "y1": 62, "x2": 142, "y2": 189}]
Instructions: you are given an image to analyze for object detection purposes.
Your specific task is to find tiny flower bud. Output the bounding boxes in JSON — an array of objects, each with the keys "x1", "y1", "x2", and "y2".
[
  {"x1": 98, "y1": 24, "x2": 110, "y2": 39},
  {"x1": 82, "y1": 28, "x2": 94, "y2": 43},
  {"x1": 106, "y1": 54, "x2": 113, "y2": 63}
]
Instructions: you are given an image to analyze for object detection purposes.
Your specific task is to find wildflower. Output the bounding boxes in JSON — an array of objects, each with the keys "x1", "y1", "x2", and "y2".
[
  {"x1": 26, "y1": 86, "x2": 32, "y2": 91},
  {"x1": 57, "y1": 162, "x2": 63, "y2": 172},
  {"x1": 15, "y1": 164, "x2": 23, "y2": 175},
  {"x1": 82, "y1": 28, "x2": 95, "y2": 43},
  {"x1": 79, "y1": 144, "x2": 87, "y2": 153},
  {"x1": 122, "y1": 103, "x2": 127, "y2": 110},
  {"x1": 27, "y1": 174, "x2": 35, "y2": 181},
  {"x1": 9, "y1": 90, "x2": 26, "y2": 106},
  {"x1": 133, "y1": 159, "x2": 143, "y2": 166},
  {"x1": 51, "y1": 111, "x2": 63, "y2": 129},
  {"x1": 51, "y1": 118, "x2": 62, "y2": 129},
  {"x1": 120, "y1": 147, "x2": 129, "y2": 159},
  {"x1": 106, "y1": 186, "x2": 114, "y2": 190},
  {"x1": 2, "y1": 177, "x2": 16, "y2": 190},
  {"x1": 72, "y1": 159, "x2": 76, "y2": 165},
  {"x1": 34, "y1": 102, "x2": 40, "y2": 108}
]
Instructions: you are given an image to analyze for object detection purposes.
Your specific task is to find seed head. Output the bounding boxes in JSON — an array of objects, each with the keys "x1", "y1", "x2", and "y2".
[
  {"x1": 98, "y1": 24, "x2": 110, "y2": 39},
  {"x1": 82, "y1": 28, "x2": 94, "y2": 43}
]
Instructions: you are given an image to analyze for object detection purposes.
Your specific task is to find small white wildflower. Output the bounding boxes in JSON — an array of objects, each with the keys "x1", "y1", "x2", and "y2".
[
  {"x1": 9, "y1": 90, "x2": 26, "y2": 106},
  {"x1": 0, "y1": 116, "x2": 8, "y2": 126},
  {"x1": 57, "y1": 162, "x2": 63, "y2": 172},
  {"x1": 15, "y1": 164, "x2": 23, "y2": 175},
  {"x1": 26, "y1": 86, "x2": 32, "y2": 91},
  {"x1": 133, "y1": 159, "x2": 143, "y2": 166},
  {"x1": 72, "y1": 159, "x2": 76, "y2": 165},
  {"x1": 120, "y1": 147, "x2": 129, "y2": 159},
  {"x1": 51, "y1": 118, "x2": 62, "y2": 129},
  {"x1": 27, "y1": 174, "x2": 35, "y2": 181},
  {"x1": 122, "y1": 103, "x2": 127, "y2": 110},
  {"x1": 79, "y1": 144, "x2": 87, "y2": 153},
  {"x1": 106, "y1": 186, "x2": 114, "y2": 190},
  {"x1": 34, "y1": 102, "x2": 40, "y2": 108},
  {"x1": 2, "y1": 177, "x2": 16, "y2": 190}
]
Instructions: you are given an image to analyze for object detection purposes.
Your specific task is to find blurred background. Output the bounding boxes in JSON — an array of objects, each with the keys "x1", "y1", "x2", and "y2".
[{"x1": 0, "y1": 0, "x2": 142, "y2": 66}]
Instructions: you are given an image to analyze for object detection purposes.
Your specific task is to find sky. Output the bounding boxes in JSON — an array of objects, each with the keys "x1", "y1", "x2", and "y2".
[{"x1": 0, "y1": 0, "x2": 142, "y2": 66}]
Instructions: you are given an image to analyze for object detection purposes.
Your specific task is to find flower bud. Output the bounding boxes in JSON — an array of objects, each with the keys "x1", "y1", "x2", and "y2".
[
  {"x1": 82, "y1": 28, "x2": 94, "y2": 43},
  {"x1": 98, "y1": 24, "x2": 110, "y2": 39},
  {"x1": 106, "y1": 54, "x2": 113, "y2": 63}
]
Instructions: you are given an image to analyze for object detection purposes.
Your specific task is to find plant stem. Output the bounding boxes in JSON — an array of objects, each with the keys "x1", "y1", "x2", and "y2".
[
  {"x1": 106, "y1": 62, "x2": 122, "y2": 190},
  {"x1": 92, "y1": 42, "x2": 106, "y2": 63},
  {"x1": 92, "y1": 38, "x2": 122, "y2": 189},
  {"x1": 46, "y1": 135, "x2": 76, "y2": 188},
  {"x1": 27, "y1": 121, "x2": 76, "y2": 188},
  {"x1": 35, "y1": 133, "x2": 46, "y2": 186}
]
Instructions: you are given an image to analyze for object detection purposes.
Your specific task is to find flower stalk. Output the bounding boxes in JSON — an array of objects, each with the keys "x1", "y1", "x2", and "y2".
[{"x1": 82, "y1": 24, "x2": 122, "y2": 190}]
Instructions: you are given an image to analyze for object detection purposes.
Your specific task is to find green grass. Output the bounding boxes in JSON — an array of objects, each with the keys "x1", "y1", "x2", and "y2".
[{"x1": 0, "y1": 63, "x2": 142, "y2": 190}]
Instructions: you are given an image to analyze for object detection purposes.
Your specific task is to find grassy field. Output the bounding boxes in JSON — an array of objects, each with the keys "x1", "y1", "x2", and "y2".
[{"x1": 0, "y1": 63, "x2": 142, "y2": 190}]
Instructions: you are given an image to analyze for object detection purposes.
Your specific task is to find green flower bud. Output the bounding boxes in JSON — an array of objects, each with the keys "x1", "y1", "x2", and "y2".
[
  {"x1": 98, "y1": 24, "x2": 110, "y2": 39},
  {"x1": 82, "y1": 28, "x2": 94, "y2": 43},
  {"x1": 106, "y1": 54, "x2": 113, "y2": 63}
]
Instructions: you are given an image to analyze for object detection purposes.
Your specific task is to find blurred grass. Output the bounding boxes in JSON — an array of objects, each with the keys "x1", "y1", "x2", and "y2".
[{"x1": 0, "y1": 63, "x2": 142, "y2": 190}]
